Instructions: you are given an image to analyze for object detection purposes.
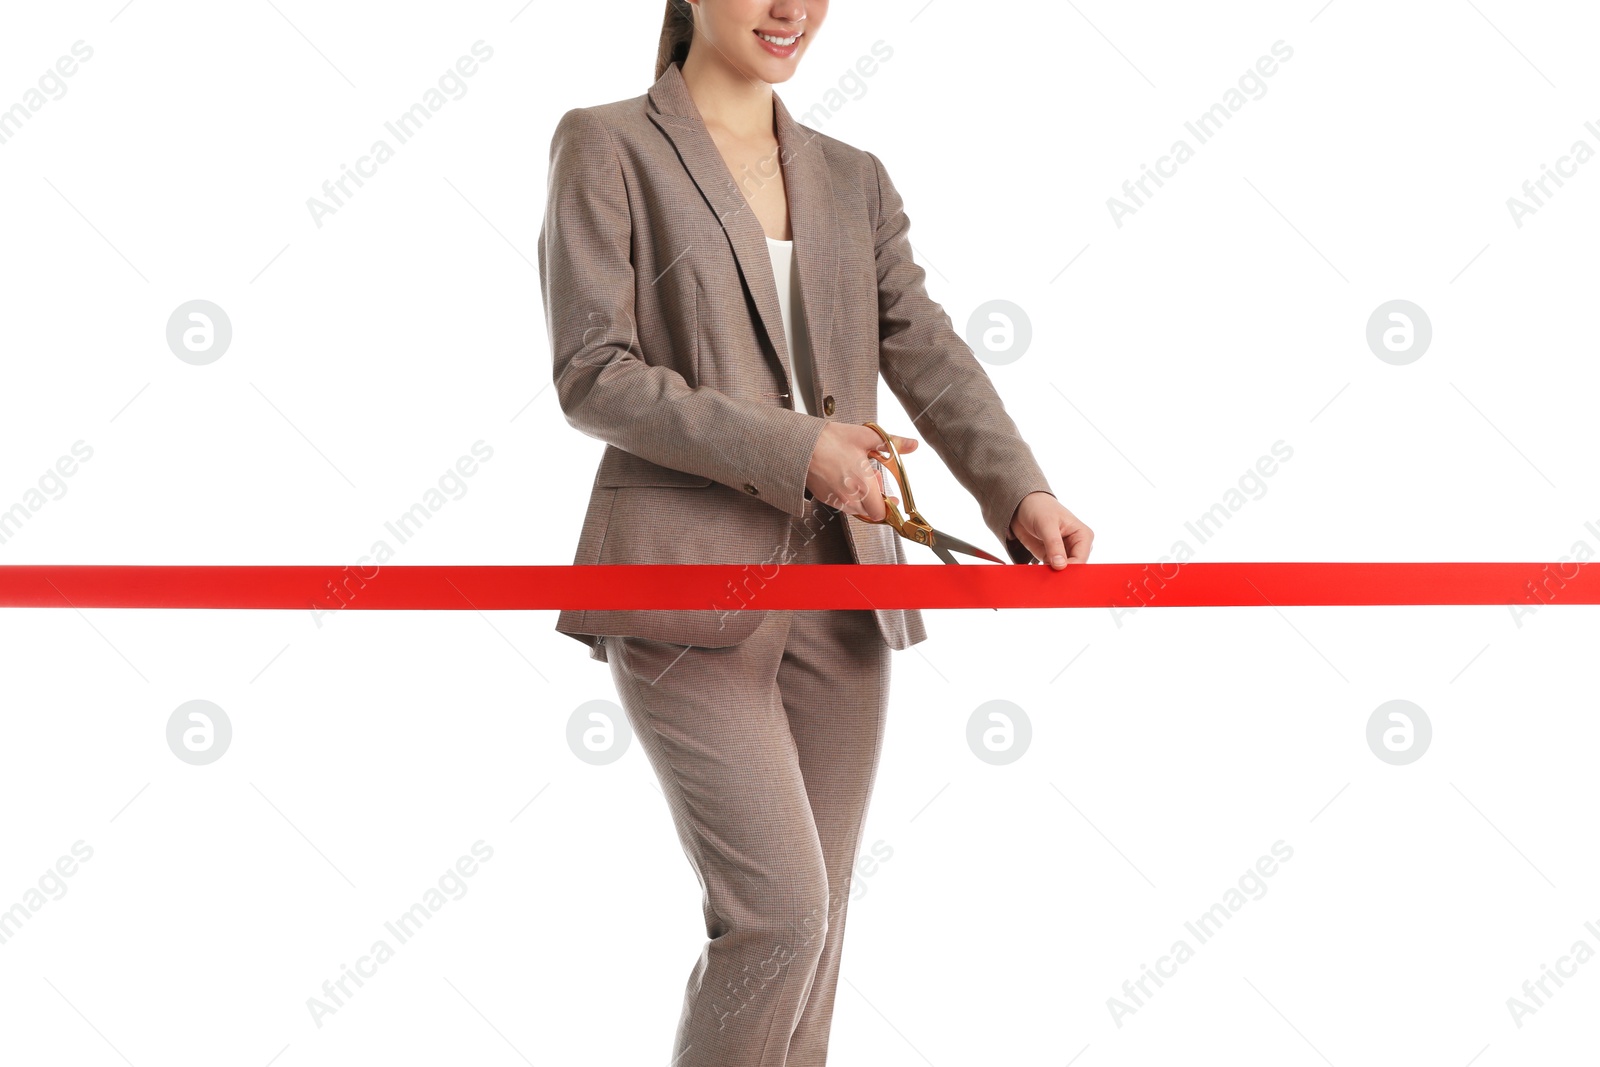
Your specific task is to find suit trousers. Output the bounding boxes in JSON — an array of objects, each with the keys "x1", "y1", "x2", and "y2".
[{"x1": 601, "y1": 501, "x2": 892, "y2": 1067}]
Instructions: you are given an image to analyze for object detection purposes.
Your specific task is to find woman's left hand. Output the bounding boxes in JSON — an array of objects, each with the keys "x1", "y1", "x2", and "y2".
[{"x1": 1009, "y1": 491, "x2": 1093, "y2": 569}]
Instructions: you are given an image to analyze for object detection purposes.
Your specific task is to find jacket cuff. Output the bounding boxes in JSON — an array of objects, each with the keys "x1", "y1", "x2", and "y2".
[
  {"x1": 751, "y1": 410, "x2": 827, "y2": 520},
  {"x1": 997, "y1": 486, "x2": 1056, "y2": 564}
]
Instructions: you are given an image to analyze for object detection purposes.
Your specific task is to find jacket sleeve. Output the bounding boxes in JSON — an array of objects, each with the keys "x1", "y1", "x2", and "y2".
[
  {"x1": 866, "y1": 149, "x2": 1055, "y2": 563},
  {"x1": 538, "y1": 107, "x2": 826, "y2": 519}
]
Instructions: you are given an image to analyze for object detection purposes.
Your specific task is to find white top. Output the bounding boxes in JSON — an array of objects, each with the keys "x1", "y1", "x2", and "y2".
[{"x1": 766, "y1": 236, "x2": 818, "y2": 417}]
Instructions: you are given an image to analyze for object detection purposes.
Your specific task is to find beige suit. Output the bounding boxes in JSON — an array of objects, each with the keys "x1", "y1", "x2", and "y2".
[
  {"x1": 539, "y1": 61, "x2": 1060, "y2": 1067},
  {"x1": 538, "y1": 61, "x2": 1054, "y2": 657}
]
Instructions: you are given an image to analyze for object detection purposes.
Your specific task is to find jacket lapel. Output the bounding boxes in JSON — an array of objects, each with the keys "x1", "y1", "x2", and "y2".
[
  {"x1": 647, "y1": 63, "x2": 838, "y2": 409},
  {"x1": 774, "y1": 91, "x2": 839, "y2": 409}
]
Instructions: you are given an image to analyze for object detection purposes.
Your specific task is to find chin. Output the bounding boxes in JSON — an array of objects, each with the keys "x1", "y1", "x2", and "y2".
[{"x1": 751, "y1": 53, "x2": 805, "y2": 83}]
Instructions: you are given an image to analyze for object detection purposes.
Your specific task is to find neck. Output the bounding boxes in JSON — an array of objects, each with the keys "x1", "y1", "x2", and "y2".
[{"x1": 677, "y1": 54, "x2": 774, "y2": 139}]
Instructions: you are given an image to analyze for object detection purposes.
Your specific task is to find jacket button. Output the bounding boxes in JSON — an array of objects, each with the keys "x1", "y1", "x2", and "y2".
[
  {"x1": 822, "y1": 395, "x2": 835, "y2": 416},
  {"x1": 743, "y1": 483, "x2": 759, "y2": 495}
]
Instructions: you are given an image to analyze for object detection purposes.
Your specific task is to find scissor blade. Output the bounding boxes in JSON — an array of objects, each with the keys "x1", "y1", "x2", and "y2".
[{"x1": 928, "y1": 528, "x2": 1007, "y2": 564}]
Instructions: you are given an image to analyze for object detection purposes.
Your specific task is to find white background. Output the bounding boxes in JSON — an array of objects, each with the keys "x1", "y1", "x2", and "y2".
[{"x1": 2, "y1": 1, "x2": 1598, "y2": 1064}]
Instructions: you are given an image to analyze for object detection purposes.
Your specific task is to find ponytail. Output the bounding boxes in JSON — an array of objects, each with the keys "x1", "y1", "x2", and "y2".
[{"x1": 655, "y1": 0, "x2": 694, "y2": 81}]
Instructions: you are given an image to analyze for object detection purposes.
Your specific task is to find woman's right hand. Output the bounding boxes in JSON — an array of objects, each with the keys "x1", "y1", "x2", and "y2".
[{"x1": 805, "y1": 423, "x2": 919, "y2": 522}]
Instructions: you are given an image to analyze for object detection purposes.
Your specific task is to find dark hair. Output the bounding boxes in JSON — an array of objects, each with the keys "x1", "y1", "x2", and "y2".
[{"x1": 655, "y1": 0, "x2": 694, "y2": 81}]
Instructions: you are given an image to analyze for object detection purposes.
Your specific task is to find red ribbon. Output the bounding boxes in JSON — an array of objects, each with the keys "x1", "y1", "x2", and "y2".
[{"x1": 0, "y1": 563, "x2": 1587, "y2": 609}]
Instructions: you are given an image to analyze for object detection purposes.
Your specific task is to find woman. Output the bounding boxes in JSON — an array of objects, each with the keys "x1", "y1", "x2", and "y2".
[{"x1": 538, "y1": 2, "x2": 1093, "y2": 1063}]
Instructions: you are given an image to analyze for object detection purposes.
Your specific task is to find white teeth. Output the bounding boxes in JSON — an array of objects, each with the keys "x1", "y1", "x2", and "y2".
[{"x1": 757, "y1": 32, "x2": 798, "y2": 46}]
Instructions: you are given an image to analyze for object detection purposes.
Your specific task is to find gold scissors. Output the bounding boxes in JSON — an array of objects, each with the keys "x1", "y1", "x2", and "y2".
[{"x1": 851, "y1": 421, "x2": 1007, "y2": 564}]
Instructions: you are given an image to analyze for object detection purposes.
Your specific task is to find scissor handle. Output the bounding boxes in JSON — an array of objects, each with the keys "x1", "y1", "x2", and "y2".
[
  {"x1": 861, "y1": 421, "x2": 919, "y2": 516},
  {"x1": 858, "y1": 421, "x2": 934, "y2": 546}
]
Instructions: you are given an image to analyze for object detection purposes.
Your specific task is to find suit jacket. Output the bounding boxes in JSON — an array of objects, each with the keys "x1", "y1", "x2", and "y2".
[{"x1": 538, "y1": 61, "x2": 1055, "y2": 654}]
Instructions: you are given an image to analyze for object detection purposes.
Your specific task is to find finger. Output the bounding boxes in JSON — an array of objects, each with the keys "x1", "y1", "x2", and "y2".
[
  {"x1": 865, "y1": 469, "x2": 888, "y2": 522},
  {"x1": 862, "y1": 451, "x2": 902, "y2": 496},
  {"x1": 843, "y1": 469, "x2": 886, "y2": 522},
  {"x1": 868, "y1": 440, "x2": 917, "y2": 461},
  {"x1": 1039, "y1": 523, "x2": 1069, "y2": 569},
  {"x1": 1064, "y1": 523, "x2": 1093, "y2": 563},
  {"x1": 853, "y1": 425, "x2": 890, "y2": 451}
]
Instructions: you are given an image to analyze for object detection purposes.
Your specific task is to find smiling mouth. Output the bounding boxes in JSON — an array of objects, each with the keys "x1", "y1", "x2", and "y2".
[{"x1": 755, "y1": 29, "x2": 802, "y2": 47}]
